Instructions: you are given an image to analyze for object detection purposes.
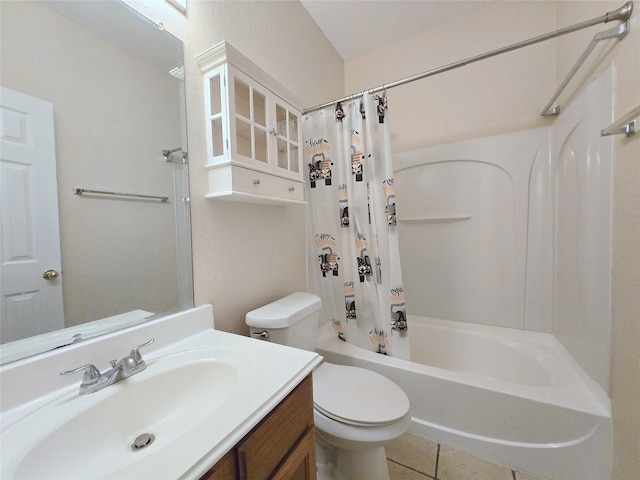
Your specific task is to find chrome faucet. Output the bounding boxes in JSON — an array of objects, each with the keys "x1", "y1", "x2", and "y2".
[{"x1": 60, "y1": 339, "x2": 154, "y2": 395}]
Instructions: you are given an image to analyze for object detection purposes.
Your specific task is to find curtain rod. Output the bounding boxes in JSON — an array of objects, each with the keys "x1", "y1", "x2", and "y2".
[{"x1": 303, "y1": 2, "x2": 633, "y2": 115}]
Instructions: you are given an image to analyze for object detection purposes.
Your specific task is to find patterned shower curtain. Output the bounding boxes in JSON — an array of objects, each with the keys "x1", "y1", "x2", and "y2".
[{"x1": 303, "y1": 94, "x2": 410, "y2": 360}]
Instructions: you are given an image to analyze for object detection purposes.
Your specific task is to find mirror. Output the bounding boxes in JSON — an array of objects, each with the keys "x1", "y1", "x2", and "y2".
[{"x1": 0, "y1": 0, "x2": 192, "y2": 364}]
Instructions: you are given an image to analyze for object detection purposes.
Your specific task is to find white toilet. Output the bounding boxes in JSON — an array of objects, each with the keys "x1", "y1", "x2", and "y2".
[{"x1": 246, "y1": 292, "x2": 410, "y2": 480}]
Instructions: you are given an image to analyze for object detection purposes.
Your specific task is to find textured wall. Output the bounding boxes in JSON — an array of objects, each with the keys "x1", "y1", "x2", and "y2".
[{"x1": 124, "y1": 0, "x2": 344, "y2": 334}]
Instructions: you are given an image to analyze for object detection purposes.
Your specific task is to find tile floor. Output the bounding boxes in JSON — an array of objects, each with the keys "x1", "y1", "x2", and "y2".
[{"x1": 385, "y1": 433, "x2": 553, "y2": 480}]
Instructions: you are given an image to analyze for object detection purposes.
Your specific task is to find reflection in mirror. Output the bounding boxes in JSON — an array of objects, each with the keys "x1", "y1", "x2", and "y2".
[{"x1": 0, "y1": 0, "x2": 193, "y2": 364}]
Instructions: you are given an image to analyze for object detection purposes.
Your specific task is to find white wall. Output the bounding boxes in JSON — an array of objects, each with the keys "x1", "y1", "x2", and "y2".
[
  {"x1": 344, "y1": 1, "x2": 557, "y2": 152},
  {"x1": 1, "y1": 2, "x2": 182, "y2": 326},
  {"x1": 123, "y1": 0, "x2": 344, "y2": 334}
]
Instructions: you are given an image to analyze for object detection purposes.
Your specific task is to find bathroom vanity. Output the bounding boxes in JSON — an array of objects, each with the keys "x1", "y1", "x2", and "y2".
[
  {"x1": 0, "y1": 306, "x2": 322, "y2": 479},
  {"x1": 202, "y1": 375, "x2": 315, "y2": 479}
]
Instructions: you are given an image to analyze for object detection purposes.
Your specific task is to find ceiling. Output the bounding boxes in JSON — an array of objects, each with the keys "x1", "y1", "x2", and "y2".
[{"x1": 300, "y1": 0, "x2": 494, "y2": 60}]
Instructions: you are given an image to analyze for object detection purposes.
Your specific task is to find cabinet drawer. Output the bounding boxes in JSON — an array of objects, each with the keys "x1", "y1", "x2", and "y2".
[
  {"x1": 232, "y1": 166, "x2": 274, "y2": 196},
  {"x1": 238, "y1": 375, "x2": 313, "y2": 480},
  {"x1": 273, "y1": 177, "x2": 304, "y2": 202}
]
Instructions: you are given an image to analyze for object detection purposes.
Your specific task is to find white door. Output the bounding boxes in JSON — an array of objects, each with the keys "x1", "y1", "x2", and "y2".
[{"x1": 1, "y1": 87, "x2": 64, "y2": 343}]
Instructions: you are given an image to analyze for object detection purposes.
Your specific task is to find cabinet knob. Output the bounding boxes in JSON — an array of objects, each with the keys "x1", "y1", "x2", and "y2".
[
  {"x1": 288, "y1": 186, "x2": 295, "y2": 192},
  {"x1": 253, "y1": 178, "x2": 261, "y2": 185}
]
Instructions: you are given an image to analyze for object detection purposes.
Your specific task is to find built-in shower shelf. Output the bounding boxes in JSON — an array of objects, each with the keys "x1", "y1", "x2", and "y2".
[{"x1": 397, "y1": 215, "x2": 472, "y2": 224}]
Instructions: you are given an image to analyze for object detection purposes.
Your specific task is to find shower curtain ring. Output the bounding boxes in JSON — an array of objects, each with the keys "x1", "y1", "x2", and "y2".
[
  {"x1": 376, "y1": 89, "x2": 388, "y2": 123},
  {"x1": 335, "y1": 101, "x2": 345, "y2": 122}
]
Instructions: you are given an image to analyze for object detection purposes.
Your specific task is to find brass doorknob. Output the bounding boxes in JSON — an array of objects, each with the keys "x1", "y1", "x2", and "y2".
[{"x1": 43, "y1": 269, "x2": 60, "y2": 280}]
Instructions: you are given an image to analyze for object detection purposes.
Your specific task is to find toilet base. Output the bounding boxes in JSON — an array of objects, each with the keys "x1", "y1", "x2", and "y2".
[{"x1": 316, "y1": 433, "x2": 390, "y2": 480}]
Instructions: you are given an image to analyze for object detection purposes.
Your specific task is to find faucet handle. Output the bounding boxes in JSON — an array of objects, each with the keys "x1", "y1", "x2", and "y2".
[
  {"x1": 60, "y1": 364, "x2": 102, "y2": 386},
  {"x1": 129, "y1": 339, "x2": 154, "y2": 364}
]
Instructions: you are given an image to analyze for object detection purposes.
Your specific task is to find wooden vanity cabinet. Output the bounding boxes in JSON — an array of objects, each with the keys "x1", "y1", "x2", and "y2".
[
  {"x1": 203, "y1": 450, "x2": 237, "y2": 480},
  {"x1": 200, "y1": 375, "x2": 316, "y2": 480}
]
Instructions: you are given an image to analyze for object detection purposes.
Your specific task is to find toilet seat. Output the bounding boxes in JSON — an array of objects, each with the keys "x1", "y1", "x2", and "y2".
[{"x1": 313, "y1": 363, "x2": 410, "y2": 427}]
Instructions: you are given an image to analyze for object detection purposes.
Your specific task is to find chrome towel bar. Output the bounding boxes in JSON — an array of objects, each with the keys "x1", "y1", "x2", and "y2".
[
  {"x1": 72, "y1": 187, "x2": 169, "y2": 202},
  {"x1": 601, "y1": 105, "x2": 639, "y2": 137},
  {"x1": 540, "y1": 21, "x2": 630, "y2": 116}
]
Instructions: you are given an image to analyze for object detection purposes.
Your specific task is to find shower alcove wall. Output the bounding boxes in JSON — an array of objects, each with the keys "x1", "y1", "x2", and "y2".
[{"x1": 394, "y1": 63, "x2": 614, "y2": 393}]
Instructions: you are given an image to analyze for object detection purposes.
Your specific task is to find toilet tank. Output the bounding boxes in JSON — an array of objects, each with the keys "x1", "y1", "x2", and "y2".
[{"x1": 245, "y1": 292, "x2": 322, "y2": 351}]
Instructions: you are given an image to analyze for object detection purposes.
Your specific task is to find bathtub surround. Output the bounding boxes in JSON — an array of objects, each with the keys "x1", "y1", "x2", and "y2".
[
  {"x1": 395, "y1": 64, "x2": 614, "y2": 393},
  {"x1": 303, "y1": 96, "x2": 409, "y2": 360},
  {"x1": 552, "y1": 66, "x2": 614, "y2": 392}
]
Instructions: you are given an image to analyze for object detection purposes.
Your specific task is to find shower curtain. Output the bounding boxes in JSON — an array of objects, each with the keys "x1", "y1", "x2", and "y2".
[{"x1": 303, "y1": 94, "x2": 410, "y2": 360}]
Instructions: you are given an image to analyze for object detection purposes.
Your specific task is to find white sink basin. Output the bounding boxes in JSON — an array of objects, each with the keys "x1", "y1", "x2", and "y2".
[
  {"x1": 2, "y1": 347, "x2": 249, "y2": 479},
  {"x1": 0, "y1": 306, "x2": 322, "y2": 479}
]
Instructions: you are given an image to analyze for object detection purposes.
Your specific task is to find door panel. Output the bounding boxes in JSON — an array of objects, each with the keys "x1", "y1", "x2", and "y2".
[{"x1": 1, "y1": 87, "x2": 64, "y2": 342}]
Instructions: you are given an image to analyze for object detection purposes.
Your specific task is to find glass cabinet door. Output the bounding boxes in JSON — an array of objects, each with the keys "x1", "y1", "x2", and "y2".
[
  {"x1": 205, "y1": 67, "x2": 225, "y2": 162},
  {"x1": 274, "y1": 100, "x2": 302, "y2": 179},
  {"x1": 230, "y1": 68, "x2": 270, "y2": 169}
]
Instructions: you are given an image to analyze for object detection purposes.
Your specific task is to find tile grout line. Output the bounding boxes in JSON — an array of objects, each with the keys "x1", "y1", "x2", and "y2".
[
  {"x1": 387, "y1": 458, "x2": 435, "y2": 479},
  {"x1": 388, "y1": 435, "x2": 545, "y2": 480}
]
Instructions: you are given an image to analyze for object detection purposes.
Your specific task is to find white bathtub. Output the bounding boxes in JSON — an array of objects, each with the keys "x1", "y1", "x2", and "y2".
[{"x1": 315, "y1": 316, "x2": 612, "y2": 480}]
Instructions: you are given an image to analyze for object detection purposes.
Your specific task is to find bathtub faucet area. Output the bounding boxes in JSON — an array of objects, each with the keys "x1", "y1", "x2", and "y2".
[{"x1": 60, "y1": 339, "x2": 154, "y2": 395}]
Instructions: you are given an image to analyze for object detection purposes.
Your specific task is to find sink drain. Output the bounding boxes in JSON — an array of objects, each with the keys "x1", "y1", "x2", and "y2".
[{"x1": 131, "y1": 433, "x2": 155, "y2": 451}]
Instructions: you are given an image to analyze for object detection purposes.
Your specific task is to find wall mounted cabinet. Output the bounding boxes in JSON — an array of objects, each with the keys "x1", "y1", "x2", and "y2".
[{"x1": 197, "y1": 42, "x2": 306, "y2": 205}]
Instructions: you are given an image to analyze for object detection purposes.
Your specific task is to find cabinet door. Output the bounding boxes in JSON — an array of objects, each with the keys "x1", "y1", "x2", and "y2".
[
  {"x1": 201, "y1": 450, "x2": 237, "y2": 480},
  {"x1": 271, "y1": 427, "x2": 316, "y2": 480},
  {"x1": 237, "y1": 376, "x2": 313, "y2": 479},
  {"x1": 272, "y1": 98, "x2": 302, "y2": 180},
  {"x1": 229, "y1": 67, "x2": 271, "y2": 172},
  {"x1": 204, "y1": 66, "x2": 227, "y2": 164}
]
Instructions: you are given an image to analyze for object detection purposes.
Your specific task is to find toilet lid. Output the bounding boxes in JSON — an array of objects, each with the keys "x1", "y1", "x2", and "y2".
[{"x1": 313, "y1": 363, "x2": 410, "y2": 426}]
